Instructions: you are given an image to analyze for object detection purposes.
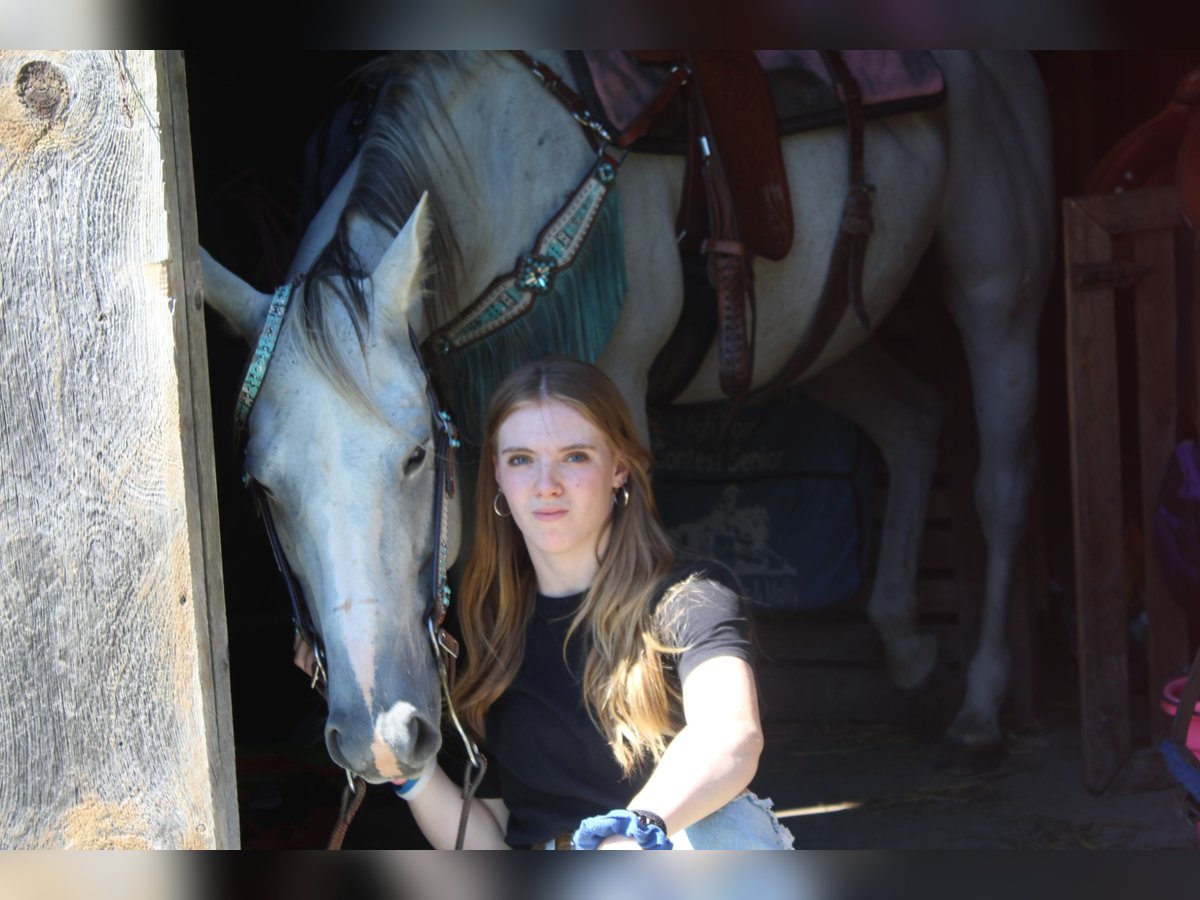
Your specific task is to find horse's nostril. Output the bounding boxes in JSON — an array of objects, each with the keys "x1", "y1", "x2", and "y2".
[
  {"x1": 324, "y1": 703, "x2": 442, "y2": 779},
  {"x1": 324, "y1": 723, "x2": 352, "y2": 771},
  {"x1": 374, "y1": 702, "x2": 442, "y2": 770},
  {"x1": 411, "y1": 714, "x2": 441, "y2": 762}
]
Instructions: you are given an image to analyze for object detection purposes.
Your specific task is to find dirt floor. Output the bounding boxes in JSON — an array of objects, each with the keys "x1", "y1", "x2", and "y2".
[
  {"x1": 751, "y1": 716, "x2": 1195, "y2": 850},
  {"x1": 230, "y1": 593, "x2": 1198, "y2": 850},
  {"x1": 235, "y1": 667, "x2": 1198, "y2": 850},
  {"x1": 736, "y1": 600, "x2": 1200, "y2": 850}
]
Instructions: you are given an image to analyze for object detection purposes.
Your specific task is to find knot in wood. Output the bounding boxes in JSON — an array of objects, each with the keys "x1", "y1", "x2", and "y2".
[{"x1": 16, "y1": 60, "x2": 68, "y2": 121}]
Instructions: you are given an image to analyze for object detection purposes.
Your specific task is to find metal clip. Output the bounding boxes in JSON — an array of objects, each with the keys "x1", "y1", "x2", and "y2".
[
  {"x1": 572, "y1": 109, "x2": 612, "y2": 144},
  {"x1": 311, "y1": 649, "x2": 327, "y2": 691},
  {"x1": 438, "y1": 628, "x2": 460, "y2": 660}
]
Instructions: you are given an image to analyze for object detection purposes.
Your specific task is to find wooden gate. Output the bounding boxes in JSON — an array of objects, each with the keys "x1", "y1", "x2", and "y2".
[
  {"x1": 1065, "y1": 184, "x2": 1195, "y2": 793},
  {"x1": 0, "y1": 51, "x2": 236, "y2": 846}
]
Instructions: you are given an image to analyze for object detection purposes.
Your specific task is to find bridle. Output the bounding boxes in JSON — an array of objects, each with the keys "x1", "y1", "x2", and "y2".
[
  {"x1": 225, "y1": 53, "x2": 627, "y2": 849},
  {"x1": 232, "y1": 276, "x2": 486, "y2": 849}
]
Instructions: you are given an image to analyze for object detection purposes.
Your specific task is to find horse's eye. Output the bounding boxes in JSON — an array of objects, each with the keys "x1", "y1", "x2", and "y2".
[{"x1": 404, "y1": 445, "x2": 427, "y2": 476}]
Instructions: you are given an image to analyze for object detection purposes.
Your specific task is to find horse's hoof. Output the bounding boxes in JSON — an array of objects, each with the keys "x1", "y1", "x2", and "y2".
[
  {"x1": 934, "y1": 737, "x2": 1005, "y2": 774},
  {"x1": 887, "y1": 633, "x2": 939, "y2": 691}
]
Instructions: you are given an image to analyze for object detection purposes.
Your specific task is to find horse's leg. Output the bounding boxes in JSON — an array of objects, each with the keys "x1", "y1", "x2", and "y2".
[
  {"x1": 935, "y1": 282, "x2": 1043, "y2": 771},
  {"x1": 932, "y1": 51, "x2": 1054, "y2": 772},
  {"x1": 803, "y1": 341, "x2": 943, "y2": 690}
]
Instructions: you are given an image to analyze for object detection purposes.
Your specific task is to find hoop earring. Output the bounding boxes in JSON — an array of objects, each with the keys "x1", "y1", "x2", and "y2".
[
  {"x1": 613, "y1": 484, "x2": 630, "y2": 508},
  {"x1": 492, "y1": 491, "x2": 511, "y2": 517}
]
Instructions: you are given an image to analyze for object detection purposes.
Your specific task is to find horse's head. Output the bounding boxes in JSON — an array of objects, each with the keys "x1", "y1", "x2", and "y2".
[{"x1": 202, "y1": 197, "x2": 459, "y2": 782}]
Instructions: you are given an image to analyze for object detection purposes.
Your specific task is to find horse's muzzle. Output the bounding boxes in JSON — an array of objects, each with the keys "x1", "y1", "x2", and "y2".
[{"x1": 325, "y1": 701, "x2": 442, "y2": 781}]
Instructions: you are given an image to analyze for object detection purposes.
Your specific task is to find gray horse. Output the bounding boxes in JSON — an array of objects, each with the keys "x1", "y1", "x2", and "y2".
[{"x1": 202, "y1": 51, "x2": 1053, "y2": 783}]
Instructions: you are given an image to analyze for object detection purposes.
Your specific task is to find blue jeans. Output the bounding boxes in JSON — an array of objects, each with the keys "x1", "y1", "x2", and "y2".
[{"x1": 674, "y1": 790, "x2": 794, "y2": 850}]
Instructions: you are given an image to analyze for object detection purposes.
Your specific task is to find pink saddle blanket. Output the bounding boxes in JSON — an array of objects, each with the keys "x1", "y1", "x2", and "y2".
[{"x1": 568, "y1": 51, "x2": 945, "y2": 154}]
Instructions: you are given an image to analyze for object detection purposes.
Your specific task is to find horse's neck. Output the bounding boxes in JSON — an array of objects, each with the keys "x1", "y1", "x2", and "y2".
[
  {"x1": 437, "y1": 52, "x2": 597, "y2": 318},
  {"x1": 293, "y1": 53, "x2": 595, "y2": 340}
]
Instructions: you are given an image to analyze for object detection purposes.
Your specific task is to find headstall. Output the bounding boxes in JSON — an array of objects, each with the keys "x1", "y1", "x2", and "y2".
[
  {"x1": 226, "y1": 53, "x2": 618, "y2": 850},
  {"x1": 232, "y1": 274, "x2": 484, "y2": 849}
]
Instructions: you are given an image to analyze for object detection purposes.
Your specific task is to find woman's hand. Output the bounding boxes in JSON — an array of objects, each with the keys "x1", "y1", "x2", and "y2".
[
  {"x1": 621, "y1": 655, "x2": 764, "y2": 840},
  {"x1": 596, "y1": 835, "x2": 641, "y2": 850},
  {"x1": 405, "y1": 769, "x2": 510, "y2": 849}
]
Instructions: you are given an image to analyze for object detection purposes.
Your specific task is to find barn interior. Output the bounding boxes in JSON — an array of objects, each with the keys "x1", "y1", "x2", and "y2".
[{"x1": 184, "y1": 51, "x2": 1200, "y2": 849}]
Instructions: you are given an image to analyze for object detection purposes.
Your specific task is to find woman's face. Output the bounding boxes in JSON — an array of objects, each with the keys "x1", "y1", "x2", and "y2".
[{"x1": 493, "y1": 399, "x2": 628, "y2": 591}]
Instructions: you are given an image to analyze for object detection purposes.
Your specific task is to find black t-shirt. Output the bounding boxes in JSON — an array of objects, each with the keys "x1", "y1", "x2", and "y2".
[{"x1": 474, "y1": 560, "x2": 751, "y2": 847}]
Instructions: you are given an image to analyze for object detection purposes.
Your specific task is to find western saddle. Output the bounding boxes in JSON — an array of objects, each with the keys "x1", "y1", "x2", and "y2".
[{"x1": 571, "y1": 50, "x2": 877, "y2": 406}]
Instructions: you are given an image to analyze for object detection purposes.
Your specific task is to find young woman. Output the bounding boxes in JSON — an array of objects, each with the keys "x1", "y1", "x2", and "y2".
[{"x1": 398, "y1": 357, "x2": 792, "y2": 849}]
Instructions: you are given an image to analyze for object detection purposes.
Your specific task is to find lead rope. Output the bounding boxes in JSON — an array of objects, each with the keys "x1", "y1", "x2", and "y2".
[
  {"x1": 420, "y1": 326, "x2": 488, "y2": 849},
  {"x1": 327, "y1": 777, "x2": 368, "y2": 850}
]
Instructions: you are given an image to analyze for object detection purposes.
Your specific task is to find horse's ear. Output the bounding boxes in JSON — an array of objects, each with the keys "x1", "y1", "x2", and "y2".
[
  {"x1": 200, "y1": 248, "x2": 272, "y2": 340},
  {"x1": 370, "y1": 192, "x2": 432, "y2": 343}
]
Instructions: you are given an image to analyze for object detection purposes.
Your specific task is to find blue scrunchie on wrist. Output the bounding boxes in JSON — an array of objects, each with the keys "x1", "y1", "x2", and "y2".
[{"x1": 571, "y1": 809, "x2": 673, "y2": 850}]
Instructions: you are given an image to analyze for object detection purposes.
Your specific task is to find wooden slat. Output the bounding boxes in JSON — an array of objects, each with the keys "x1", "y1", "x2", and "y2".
[
  {"x1": 157, "y1": 51, "x2": 239, "y2": 847},
  {"x1": 0, "y1": 51, "x2": 226, "y2": 847},
  {"x1": 1064, "y1": 196, "x2": 1132, "y2": 792},
  {"x1": 1074, "y1": 185, "x2": 1181, "y2": 235},
  {"x1": 1132, "y1": 227, "x2": 1192, "y2": 743}
]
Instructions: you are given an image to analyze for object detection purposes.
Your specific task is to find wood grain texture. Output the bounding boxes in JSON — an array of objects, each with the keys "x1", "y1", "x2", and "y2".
[
  {"x1": 0, "y1": 51, "x2": 230, "y2": 847},
  {"x1": 1132, "y1": 227, "x2": 1190, "y2": 742},
  {"x1": 157, "y1": 50, "x2": 239, "y2": 847},
  {"x1": 1064, "y1": 197, "x2": 1131, "y2": 793},
  {"x1": 1074, "y1": 184, "x2": 1181, "y2": 235}
]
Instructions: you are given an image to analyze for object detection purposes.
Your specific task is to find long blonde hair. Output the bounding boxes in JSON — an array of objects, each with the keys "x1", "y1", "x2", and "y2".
[{"x1": 452, "y1": 357, "x2": 683, "y2": 774}]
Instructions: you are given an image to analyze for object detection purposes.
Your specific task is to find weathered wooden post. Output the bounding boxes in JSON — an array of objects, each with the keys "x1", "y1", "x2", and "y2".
[{"x1": 0, "y1": 51, "x2": 237, "y2": 847}]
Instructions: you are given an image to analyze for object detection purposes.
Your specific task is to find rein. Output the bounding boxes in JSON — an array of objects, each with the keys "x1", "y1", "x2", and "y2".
[{"x1": 233, "y1": 276, "x2": 485, "y2": 849}]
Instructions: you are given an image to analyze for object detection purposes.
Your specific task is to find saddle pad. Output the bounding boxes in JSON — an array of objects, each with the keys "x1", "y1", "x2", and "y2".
[
  {"x1": 568, "y1": 51, "x2": 946, "y2": 154},
  {"x1": 651, "y1": 388, "x2": 877, "y2": 612}
]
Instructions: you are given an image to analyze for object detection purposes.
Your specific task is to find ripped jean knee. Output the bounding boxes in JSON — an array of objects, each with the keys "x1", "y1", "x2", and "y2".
[{"x1": 678, "y1": 790, "x2": 795, "y2": 850}]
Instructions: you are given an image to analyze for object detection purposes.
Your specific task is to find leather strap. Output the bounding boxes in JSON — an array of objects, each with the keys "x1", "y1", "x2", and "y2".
[
  {"x1": 823, "y1": 49, "x2": 873, "y2": 331},
  {"x1": 702, "y1": 238, "x2": 749, "y2": 256},
  {"x1": 238, "y1": 291, "x2": 479, "y2": 848},
  {"x1": 327, "y1": 777, "x2": 368, "y2": 850},
  {"x1": 685, "y1": 50, "x2": 757, "y2": 398},
  {"x1": 610, "y1": 57, "x2": 690, "y2": 148},
  {"x1": 745, "y1": 51, "x2": 874, "y2": 406},
  {"x1": 645, "y1": 253, "x2": 717, "y2": 407},
  {"x1": 509, "y1": 50, "x2": 610, "y2": 151}
]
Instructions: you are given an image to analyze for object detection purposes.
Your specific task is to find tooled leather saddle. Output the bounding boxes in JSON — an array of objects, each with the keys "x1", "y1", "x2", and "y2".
[{"x1": 566, "y1": 51, "x2": 945, "y2": 405}]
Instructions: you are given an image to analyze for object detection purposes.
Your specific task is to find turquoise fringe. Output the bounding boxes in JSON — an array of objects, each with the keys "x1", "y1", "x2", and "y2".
[{"x1": 438, "y1": 187, "x2": 626, "y2": 455}]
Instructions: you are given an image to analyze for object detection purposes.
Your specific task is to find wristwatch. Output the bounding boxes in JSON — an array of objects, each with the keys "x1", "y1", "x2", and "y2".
[{"x1": 629, "y1": 809, "x2": 668, "y2": 834}]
